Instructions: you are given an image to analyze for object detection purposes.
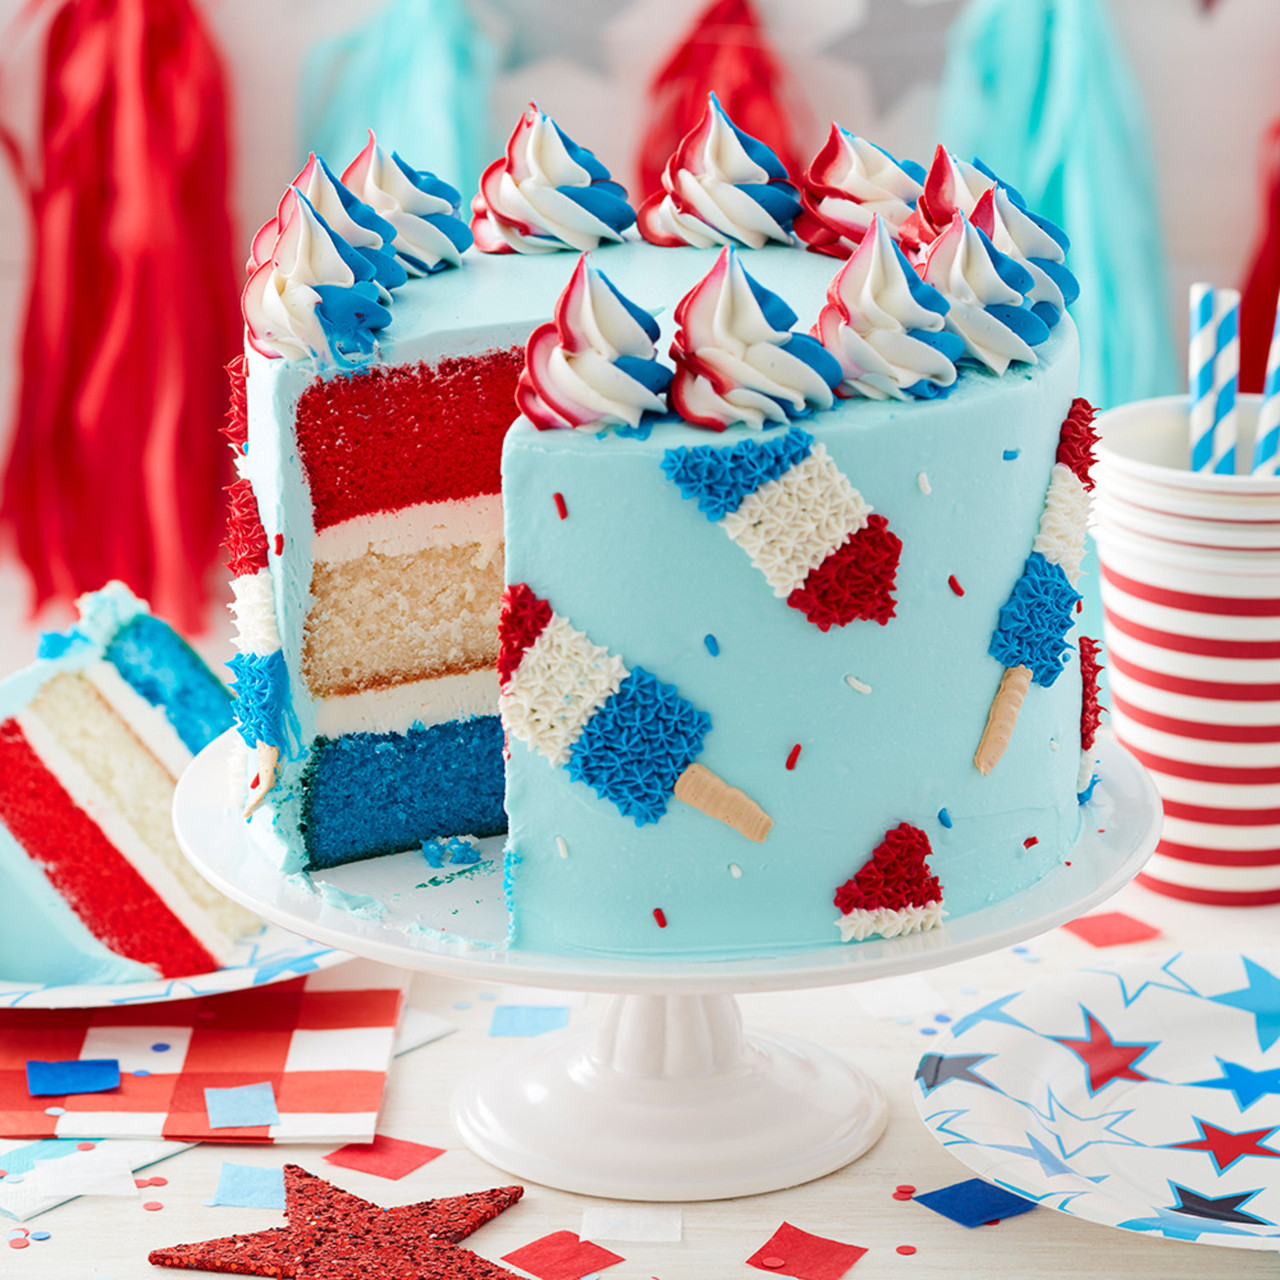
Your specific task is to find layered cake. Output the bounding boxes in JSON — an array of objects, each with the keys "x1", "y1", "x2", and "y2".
[
  {"x1": 0, "y1": 584, "x2": 257, "y2": 984},
  {"x1": 234, "y1": 97, "x2": 1099, "y2": 958}
]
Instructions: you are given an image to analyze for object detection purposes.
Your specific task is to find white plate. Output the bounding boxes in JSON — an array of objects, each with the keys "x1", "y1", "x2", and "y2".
[
  {"x1": 915, "y1": 949, "x2": 1280, "y2": 1249},
  {"x1": 174, "y1": 732, "x2": 1159, "y2": 994},
  {"x1": 0, "y1": 924, "x2": 349, "y2": 1009}
]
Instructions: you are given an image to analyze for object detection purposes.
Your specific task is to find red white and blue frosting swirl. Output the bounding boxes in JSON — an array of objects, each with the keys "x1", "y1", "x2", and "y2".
[
  {"x1": 918, "y1": 212, "x2": 1050, "y2": 376},
  {"x1": 243, "y1": 188, "x2": 391, "y2": 364},
  {"x1": 669, "y1": 246, "x2": 841, "y2": 430},
  {"x1": 341, "y1": 130, "x2": 473, "y2": 275},
  {"x1": 249, "y1": 153, "x2": 406, "y2": 295},
  {"x1": 516, "y1": 255, "x2": 673, "y2": 431},
  {"x1": 638, "y1": 93, "x2": 801, "y2": 249},
  {"x1": 814, "y1": 215, "x2": 964, "y2": 400},
  {"x1": 471, "y1": 104, "x2": 635, "y2": 254},
  {"x1": 796, "y1": 125, "x2": 926, "y2": 258}
]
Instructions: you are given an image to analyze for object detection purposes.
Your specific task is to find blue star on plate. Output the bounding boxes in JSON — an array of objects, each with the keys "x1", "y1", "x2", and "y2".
[
  {"x1": 992, "y1": 1180, "x2": 1091, "y2": 1210},
  {"x1": 923, "y1": 1108, "x2": 981, "y2": 1147},
  {"x1": 988, "y1": 1130, "x2": 1105, "y2": 1182},
  {"x1": 915, "y1": 1053, "x2": 996, "y2": 1095},
  {"x1": 1209, "y1": 957, "x2": 1280, "y2": 1052},
  {"x1": 949, "y1": 992, "x2": 1025, "y2": 1039},
  {"x1": 1027, "y1": 1087, "x2": 1143, "y2": 1160},
  {"x1": 250, "y1": 950, "x2": 330, "y2": 984},
  {"x1": 1092, "y1": 951, "x2": 1199, "y2": 1008},
  {"x1": 1168, "y1": 1182, "x2": 1271, "y2": 1226},
  {"x1": 1117, "y1": 1204, "x2": 1254, "y2": 1241},
  {"x1": 1187, "y1": 1059, "x2": 1280, "y2": 1111}
]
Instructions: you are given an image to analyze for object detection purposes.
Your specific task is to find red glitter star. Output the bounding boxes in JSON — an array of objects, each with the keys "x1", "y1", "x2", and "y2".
[
  {"x1": 1053, "y1": 1011, "x2": 1155, "y2": 1094},
  {"x1": 148, "y1": 1164, "x2": 524, "y2": 1279},
  {"x1": 1170, "y1": 1120, "x2": 1280, "y2": 1174}
]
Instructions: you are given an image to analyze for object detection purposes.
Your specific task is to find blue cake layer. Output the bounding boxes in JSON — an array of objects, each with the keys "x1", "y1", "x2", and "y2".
[
  {"x1": 300, "y1": 716, "x2": 507, "y2": 869},
  {"x1": 106, "y1": 615, "x2": 235, "y2": 753}
]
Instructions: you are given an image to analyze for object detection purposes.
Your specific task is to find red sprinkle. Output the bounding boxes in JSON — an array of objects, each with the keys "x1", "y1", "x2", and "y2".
[
  {"x1": 653, "y1": 908, "x2": 667, "y2": 928},
  {"x1": 273, "y1": 533, "x2": 284, "y2": 557},
  {"x1": 897, "y1": 1245, "x2": 917, "y2": 1256},
  {"x1": 553, "y1": 492, "x2": 568, "y2": 520},
  {"x1": 249, "y1": 773, "x2": 260, "y2": 790},
  {"x1": 785, "y1": 744, "x2": 802, "y2": 771},
  {"x1": 143, "y1": 1201, "x2": 164, "y2": 1211},
  {"x1": 1064, "y1": 861, "x2": 1072, "y2": 867},
  {"x1": 1023, "y1": 836, "x2": 1039, "y2": 848},
  {"x1": 947, "y1": 574, "x2": 965, "y2": 597}
]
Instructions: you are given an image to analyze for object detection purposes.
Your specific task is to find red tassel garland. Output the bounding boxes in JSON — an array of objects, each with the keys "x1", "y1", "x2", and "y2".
[
  {"x1": 0, "y1": 0, "x2": 240, "y2": 633},
  {"x1": 636, "y1": 0, "x2": 807, "y2": 202}
]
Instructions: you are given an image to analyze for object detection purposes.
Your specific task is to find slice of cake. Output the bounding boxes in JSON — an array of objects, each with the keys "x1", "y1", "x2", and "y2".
[{"x1": 0, "y1": 583, "x2": 258, "y2": 985}]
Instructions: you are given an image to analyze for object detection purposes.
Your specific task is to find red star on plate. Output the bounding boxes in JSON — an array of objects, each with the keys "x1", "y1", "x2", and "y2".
[
  {"x1": 148, "y1": 1164, "x2": 525, "y2": 1279},
  {"x1": 1053, "y1": 1010, "x2": 1155, "y2": 1094},
  {"x1": 1170, "y1": 1120, "x2": 1280, "y2": 1174}
]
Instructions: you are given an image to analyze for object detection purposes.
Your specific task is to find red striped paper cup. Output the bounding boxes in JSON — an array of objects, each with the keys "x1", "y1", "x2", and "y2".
[{"x1": 1096, "y1": 395, "x2": 1280, "y2": 904}]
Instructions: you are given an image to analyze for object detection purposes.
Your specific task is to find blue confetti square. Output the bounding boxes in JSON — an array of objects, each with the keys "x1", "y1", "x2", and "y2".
[
  {"x1": 488, "y1": 1005, "x2": 570, "y2": 1037},
  {"x1": 207, "y1": 1163, "x2": 286, "y2": 1209},
  {"x1": 25, "y1": 1059, "x2": 120, "y2": 1098},
  {"x1": 204, "y1": 1081, "x2": 281, "y2": 1130},
  {"x1": 914, "y1": 1178, "x2": 1037, "y2": 1228}
]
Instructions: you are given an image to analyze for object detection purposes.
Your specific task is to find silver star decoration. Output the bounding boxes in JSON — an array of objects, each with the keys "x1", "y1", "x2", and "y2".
[{"x1": 476, "y1": 0, "x2": 637, "y2": 73}]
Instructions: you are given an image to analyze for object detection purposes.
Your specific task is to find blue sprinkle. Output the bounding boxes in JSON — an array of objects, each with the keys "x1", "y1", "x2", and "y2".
[
  {"x1": 937, "y1": 807, "x2": 953, "y2": 829},
  {"x1": 935, "y1": 1013, "x2": 952, "y2": 1023},
  {"x1": 704, "y1": 634, "x2": 720, "y2": 657},
  {"x1": 1003, "y1": 448, "x2": 1020, "y2": 460},
  {"x1": 920, "y1": 1026, "x2": 938, "y2": 1036}
]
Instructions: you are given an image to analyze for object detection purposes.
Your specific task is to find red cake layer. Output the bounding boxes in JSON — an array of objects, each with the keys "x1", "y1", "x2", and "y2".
[
  {"x1": 0, "y1": 718, "x2": 219, "y2": 978},
  {"x1": 294, "y1": 348, "x2": 525, "y2": 531}
]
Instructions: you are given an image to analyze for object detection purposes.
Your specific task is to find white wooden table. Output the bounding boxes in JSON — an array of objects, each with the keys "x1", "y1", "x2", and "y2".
[{"x1": 7, "y1": 879, "x2": 1280, "y2": 1280}]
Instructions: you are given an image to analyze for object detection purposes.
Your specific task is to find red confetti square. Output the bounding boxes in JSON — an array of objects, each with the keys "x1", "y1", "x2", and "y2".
[
  {"x1": 324, "y1": 1133, "x2": 446, "y2": 1180},
  {"x1": 502, "y1": 1230, "x2": 624, "y2": 1280},
  {"x1": 1061, "y1": 911, "x2": 1162, "y2": 948},
  {"x1": 746, "y1": 1222, "x2": 868, "y2": 1280}
]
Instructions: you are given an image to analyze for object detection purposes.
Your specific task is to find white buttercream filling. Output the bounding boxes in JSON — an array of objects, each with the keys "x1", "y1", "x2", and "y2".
[
  {"x1": 312, "y1": 495, "x2": 503, "y2": 565},
  {"x1": 83, "y1": 662, "x2": 193, "y2": 782},
  {"x1": 315, "y1": 668, "x2": 500, "y2": 738}
]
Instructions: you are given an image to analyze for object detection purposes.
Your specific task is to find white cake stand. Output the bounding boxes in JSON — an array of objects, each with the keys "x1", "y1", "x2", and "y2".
[{"x1": 174, "y1": 734, "x2": 1159, "y2": 1201}]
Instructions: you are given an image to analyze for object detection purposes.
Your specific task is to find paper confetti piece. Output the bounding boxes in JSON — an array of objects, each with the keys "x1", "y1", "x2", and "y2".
[
  {"x1": 31, "y1": 1149, "x2": 137, "y2": 1198},
  {"x1": 502, "y1": 1231, "x2": 624, "y2": 1280},
  {"x1": 324, "y1": 1134, "x2": 446, "y2": 1181},
  {"x1": 25, "y1": 1060, "x2": 120, "y2": 1098},
  {"x1": 207, "y1": 1163, "x2": 286, "y2": 1209},
  {"x1": 1061, "y1": 912, "x2": 1162, "y2": 948},
  {"x1": 203, "y1": 1082, "x2": 280, "y2": 1130},
  {"x1": 489, "y1": 1006, "x2": 571, "y2": 1037},
  {"x1": 745, "y1": 1222, "x2": 867, "y2": 1280},
  {"x1": 913, "y1": 1178, "x2": 1037, "y2": 1228},
  {"x1": 580, "y1": 1205, "x2": 683, "y2": 1243}
]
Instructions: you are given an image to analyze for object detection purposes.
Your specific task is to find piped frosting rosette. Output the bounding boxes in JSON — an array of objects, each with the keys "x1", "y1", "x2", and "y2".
[
  {"x1": 637, "y1": 92, "x2": 801, "y2": 249},
  {"x1": 341, "y1": 130, "x2": 473, "y2": 275},
  {"x1": 902, "y1": 147, "x2": 1078, "y2": 327},
  {"x1": 814, "y1": 215, "x2": 964, "y2": 400},
  {"x1": 796, "y1": 125, "x2": 926, "y2": 258},
  {"x1": 668, "y1": 246, "x2": 842, "y2": 430},
  {"x1": 243, "y1": 188, "x2": 391, "y2": 364},
  {"x1": 516, "y1": 255, "x2": 673, "y2": 431},
  {"x1": 249, "y1": 154, "x2": 406, "y2": 295},
  {"x1": 918, "y1": 212, "x2": 1049, "y2": 376},
  {"x1": 471, "y1": 104, "x2": 636, "y2": 254}
]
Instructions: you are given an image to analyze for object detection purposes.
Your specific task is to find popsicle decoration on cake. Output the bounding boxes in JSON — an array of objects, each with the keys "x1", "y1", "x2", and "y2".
[
  {"x1": 662, "y1": 426, "x2": 902, "y2": 631},
  {"x1": 975, "y1": 398, "x2": 1098, "y2": 774},
  {"x1": 834, "y1": 823, "x2": 944, "y2": 942},
  {"x1": 471, "y1": 104, "x2": 636, "y2": 254},
  {"x1": 637, "y1": 92, "x2": 802, "y2": 249},
  {"x1": 516, "y1": 255, "x2": 672, "y2": 431},
  {"x1": 498, "y1": 585, "x2": 773, "y2": 841}
]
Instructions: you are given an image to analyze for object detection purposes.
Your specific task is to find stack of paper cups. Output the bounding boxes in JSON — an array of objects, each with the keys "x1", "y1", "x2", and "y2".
[{"x1": 1095, "y1": 394, "x2": 1280, "y2": 904}]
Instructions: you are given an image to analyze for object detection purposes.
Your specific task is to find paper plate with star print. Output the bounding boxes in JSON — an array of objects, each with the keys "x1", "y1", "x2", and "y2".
[
  {"x1": 914, "y1": 949, "x2": 1280, "y2": 1249},
  {"x1": 0, "y1": 923, "x2": 349, "y2": 1009}
]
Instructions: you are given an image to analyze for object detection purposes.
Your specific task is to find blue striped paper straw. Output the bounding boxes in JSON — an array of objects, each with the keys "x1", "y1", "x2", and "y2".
[
  {"x1": 1210, "y1": 288, "x2": 1240, "y2": 475},
  {"x1": 1189, "y1": 283, "x2": 1216, "y2": 472},
  {"x1": 1253, "y1": 300, "x2": 1280, "y2": 476}
]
